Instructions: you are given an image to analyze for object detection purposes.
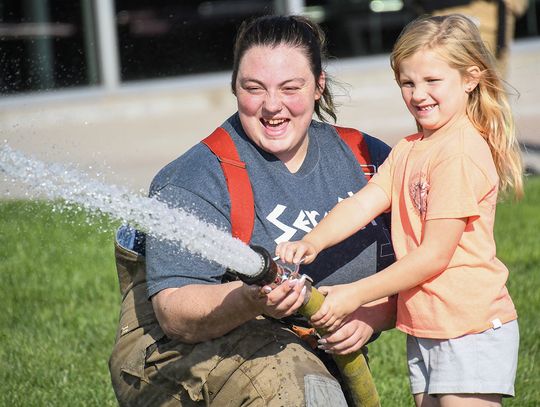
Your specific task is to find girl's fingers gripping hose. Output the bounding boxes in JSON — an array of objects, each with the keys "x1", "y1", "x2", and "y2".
[{"x1": 276, "y1": 241, "x2": 310, "y2": 264}]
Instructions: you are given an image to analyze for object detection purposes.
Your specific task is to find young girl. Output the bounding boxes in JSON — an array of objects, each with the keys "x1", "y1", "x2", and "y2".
[{"x1": 276, "y1": 14, "x2": 523, "y2": 405}]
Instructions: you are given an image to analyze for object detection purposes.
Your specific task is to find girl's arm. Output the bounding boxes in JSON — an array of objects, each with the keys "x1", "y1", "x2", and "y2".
[
  {"x1": 312, "y1": 216, "x2": 467, "y2": 330},
  {"x1": 276, "y1": 183, "x2": 390, "y2": 264},
  {"x1": 317, "y1": 296, "x2": 397, "y2": 355}
]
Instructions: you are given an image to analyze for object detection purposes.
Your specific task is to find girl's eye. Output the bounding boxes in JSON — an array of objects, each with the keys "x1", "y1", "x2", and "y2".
[
  {"x1": 427, "y1": 78, "x2": 441, "y2": 83},
  {"x1": 400, "y1": 81, "x2": 414, "y2": 88}
]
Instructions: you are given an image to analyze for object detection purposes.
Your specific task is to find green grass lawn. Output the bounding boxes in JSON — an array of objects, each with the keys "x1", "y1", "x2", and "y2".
[{"x1": 0, "y1": 177, "x2": 538, "y2": 406}]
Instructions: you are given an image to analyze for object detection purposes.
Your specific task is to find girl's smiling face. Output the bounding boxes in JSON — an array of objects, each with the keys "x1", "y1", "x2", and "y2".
[
  {"x1": 398, "y1": 48, "x2": 478, "y2": 138},
  {"x1": 234, "y1": 44, "x2": 324, "y2": 172}
]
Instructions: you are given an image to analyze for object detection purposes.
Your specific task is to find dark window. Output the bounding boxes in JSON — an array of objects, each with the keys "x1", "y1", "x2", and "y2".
[
  {"x1": 0, "y1": 0, "x2": 98, "y2": 94},
  {"x1": 115, "y1": 0, "x2": 274, "y2": 81},
  {"x1": 305, "y1": 0, "x2": 416, "y2": 58},
  {"x1": 515, "y1": 2, "x2": 540, "y2": 38},
  {"x1": 1, "y1": 0, "x2": 539, "y2": 95}
]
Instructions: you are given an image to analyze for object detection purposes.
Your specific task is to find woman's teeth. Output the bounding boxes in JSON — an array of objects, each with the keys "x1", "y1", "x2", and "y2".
[{"x1": 264, "y1": 118, "x2": 286, "y2": 126}]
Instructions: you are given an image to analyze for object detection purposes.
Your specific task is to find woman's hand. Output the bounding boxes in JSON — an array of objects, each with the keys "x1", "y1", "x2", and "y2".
[
  {"x1": 244, "y1": 275, "x2": 307, "y2": 319},
  {"x1": 316, "y1": 314, "x2": 375, "y2": 355},
  {"x1": 275, "y1": 240, "x2": 319, "y2": 265},
  {"x1": 310, "y1": 283, "x2": 363, "y2": 331}
]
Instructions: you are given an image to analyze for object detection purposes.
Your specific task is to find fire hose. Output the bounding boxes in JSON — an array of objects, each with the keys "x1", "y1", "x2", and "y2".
[{"x1": 235, "y1": 245, "x2": 380, "y2": 407}]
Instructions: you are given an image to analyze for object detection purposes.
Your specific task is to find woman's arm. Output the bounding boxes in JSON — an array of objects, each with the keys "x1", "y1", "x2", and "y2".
[{"x1": 152, "y1": 277, "x2": 306, "y2": 343}]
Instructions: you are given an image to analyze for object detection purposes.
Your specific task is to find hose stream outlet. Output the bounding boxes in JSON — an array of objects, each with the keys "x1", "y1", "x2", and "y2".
[
  {"x1": 239, "y1": 245, "x2": 279, "y2": 286},
  {"x1": 237, "y1": 245, "x2": 302, "y2": 288}
]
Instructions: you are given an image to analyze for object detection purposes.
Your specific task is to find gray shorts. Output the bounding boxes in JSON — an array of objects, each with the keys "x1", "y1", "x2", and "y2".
[{"x1": 407, "y1": 319, "x2": 519, "y2": 397}]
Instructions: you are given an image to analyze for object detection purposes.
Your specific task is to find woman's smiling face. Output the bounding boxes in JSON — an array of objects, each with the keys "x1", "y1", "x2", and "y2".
[{"x1": 235, "y1": 43, "x2": 324, "y2": 171}]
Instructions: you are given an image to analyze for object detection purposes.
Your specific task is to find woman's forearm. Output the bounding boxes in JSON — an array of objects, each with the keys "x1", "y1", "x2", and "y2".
[
  {"x1": 353, "y1": 296, "x2": 397, "y2": 333},
  {"x1": 152, "y1": 281, "x2": 260, "y2": 343}
]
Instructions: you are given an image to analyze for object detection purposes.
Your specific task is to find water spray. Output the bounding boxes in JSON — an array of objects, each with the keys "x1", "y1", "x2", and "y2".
[
  {"x1": 0, "y1": 143, "x2": 261, "y2": 276},
  {"x1": 1, "y1": 145, "x2": 379, "y2": 405},
  {"x1": 237, "y1": 246, "x2": 381, "y2": 407}
]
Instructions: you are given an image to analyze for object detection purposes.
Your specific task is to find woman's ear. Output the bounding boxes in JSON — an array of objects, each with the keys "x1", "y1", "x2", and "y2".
[
  {"x1": 316, "y1": 72, "x2": 326, "y2": 100},
  {"x1": 464, "y1": 66, "x2": 481, "y2": 93}
]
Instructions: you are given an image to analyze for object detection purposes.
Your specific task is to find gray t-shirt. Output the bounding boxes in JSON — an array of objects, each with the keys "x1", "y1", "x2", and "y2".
[{"x1": 146, "y1": 113, "x2": 394, "y2": 298}]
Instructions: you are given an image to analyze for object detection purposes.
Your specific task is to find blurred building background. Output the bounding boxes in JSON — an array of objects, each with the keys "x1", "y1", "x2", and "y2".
[{"x1": 1, "y1": 0, "x2": 539, "y2": 194}]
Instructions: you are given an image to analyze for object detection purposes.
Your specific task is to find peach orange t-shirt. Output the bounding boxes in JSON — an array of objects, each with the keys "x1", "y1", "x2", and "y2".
[{"x1": 370, "y1": 125, "x2": 517, "y2": 339}]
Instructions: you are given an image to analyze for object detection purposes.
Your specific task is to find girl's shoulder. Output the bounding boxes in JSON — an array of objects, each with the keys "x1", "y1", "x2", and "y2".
[
  {"x1": 396, "y1": 132, "x2": 423, "y2": 147},
  {"x1": 451, "y1": 126, "x2": 492, "y2": 160},
  {"x1": 404, "y1": 132, "x2": 423, "y2": 142},
  {"x1": 392, "y1": 132, "x2": 423, "y2": 151},
  {"x1": 433, "y1": 126, "x2": 497, "y2": 180}
]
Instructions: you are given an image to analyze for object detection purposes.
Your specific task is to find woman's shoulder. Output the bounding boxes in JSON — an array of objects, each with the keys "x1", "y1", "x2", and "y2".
[
  {"x1": 314, "y1": 121, "x2": 395, "y2": 169},
  {"x1": 313, "y1": 120, "x2": 392, "y2": 151},
  {"x1": 150, "y1": 142, "x2": 225, "y2": 196}
]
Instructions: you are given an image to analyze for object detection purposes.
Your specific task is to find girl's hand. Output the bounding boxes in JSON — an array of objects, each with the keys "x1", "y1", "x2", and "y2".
[
  {"x1": 275, "y1": 240, "x2": 318, "y2": 264},
  {"x1": 316, "y1": 315, "x2": 374, "y2": 355},
  {"x1": 310, "y1": 284, "x2": 362, "y2": 331}
]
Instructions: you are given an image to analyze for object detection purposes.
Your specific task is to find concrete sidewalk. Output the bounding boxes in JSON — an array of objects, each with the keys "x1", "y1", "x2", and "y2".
[{"x1": 1, "y1": 38, "x2": 539, "y2": 197}]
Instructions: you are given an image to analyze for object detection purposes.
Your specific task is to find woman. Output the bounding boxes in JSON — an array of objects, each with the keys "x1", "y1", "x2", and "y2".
[{"x1": 110, "y1": 15, "x2": 395, "y2": 406}]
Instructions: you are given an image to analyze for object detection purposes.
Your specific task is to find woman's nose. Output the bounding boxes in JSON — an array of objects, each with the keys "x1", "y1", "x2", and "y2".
[{"x1": 263, "y1": 91, "x2": 283, "y2": 113}]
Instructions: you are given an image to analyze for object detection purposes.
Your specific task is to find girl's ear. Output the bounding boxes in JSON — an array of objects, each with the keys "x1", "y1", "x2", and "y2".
[{"x1": 464, "y1": 66, "x2": 481, "y2": 93}]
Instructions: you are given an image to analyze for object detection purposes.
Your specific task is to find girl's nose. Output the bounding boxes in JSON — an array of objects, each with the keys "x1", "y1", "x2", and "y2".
[{"x1": 411, "y1": 85, "x2": 427, "y2": 101}]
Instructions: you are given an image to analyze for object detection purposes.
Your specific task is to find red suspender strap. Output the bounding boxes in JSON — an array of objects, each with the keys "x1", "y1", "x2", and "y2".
[
  {"x1": 202, "y1": 127, "x2": 255, "y2": 244},
  {"x1": 201, "y1": 125, "x2": 371, "y2": 244},
  {"x1": 333, "y1": 125, "x2": 375, "y2": 180}
]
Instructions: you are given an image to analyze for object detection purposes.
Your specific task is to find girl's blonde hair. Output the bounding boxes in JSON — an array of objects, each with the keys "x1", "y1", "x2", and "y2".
[{"x1": 390, "y1": 14, "x2": 523, "y2": 198}]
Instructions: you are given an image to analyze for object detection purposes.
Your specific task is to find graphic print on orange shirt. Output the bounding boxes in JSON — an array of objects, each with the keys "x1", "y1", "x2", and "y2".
[{"x1": 409, "y1": 173, "x2": 430, "y2": 219}]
